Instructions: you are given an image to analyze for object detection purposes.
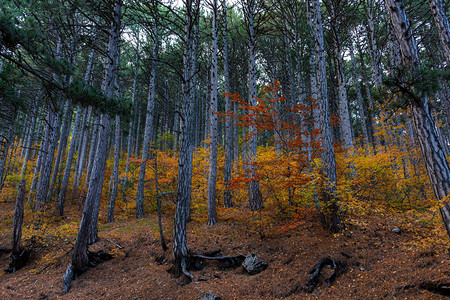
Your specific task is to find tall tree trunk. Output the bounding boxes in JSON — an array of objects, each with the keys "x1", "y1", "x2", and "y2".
[
  {"x1": 48, "y1": 99, "x2": 72, "y2": 201},
  {"x1": 35, "y1": 106, "x2": 61, "y2": 213},
  {"x1": 107, "y1": 115, "x2": 120, "y2": 222},
  {"x1": 136, "y1": 19, "x2": 158, "y2": 218},
  {"x1": 365, "y1": 0, "x2": 382, "y2": 87},
  {"x1": 356, "y1": 37, "x2": 377, "y2": 150},
  {"x1": 429, "y1": 0, "x2": 450, "y2": 64},
  {"x1": 330, "y1": 3, "x2": 353, "y2": 150},
  {"x1": 64, "y1": 1, "x2": 122, "y2": 293},
  {"x1": 349, "y1": 36, "x2": 370, "y2": 150},
  {"x1": 73, "y1": 45, "x2": 95, "y2": 190},
  {"x1": 247, "y1": 0, "x2": 261, "y2": 211},
  {"x1": 85, "y1": 113, "x2": 100, "y2": 186},
  {"x1": 10, "y1": 102, "x2": 37, "y2": 259},
  {"x1": 306, "y1": 1, "x2": 320, "y2": 133},
  {"x1": 0, "y1": 106, "x2": 18, "y2": 190},
  {"x1": 28, "y1": 114, "x2": 47, "y2": 203},
  {"x1": 56, "y1": 105, "x2": 82, "y2": 216},
  {"x1": 74, "y1": 106, "x2": 92, "y2": 189},
  {"x1": 11, "y1": 180, "x2": 25, "y2": 255},
  {"x1": 125, "y1": 48, "x2": 139, "y2": 181},
  {"x1": 311, "y1": 0, "x2": 343, "y2": 233},
  {"x1": 385, "y1": 0, "x2": 450, "y2": 238},
  {"x1": 19, "y1": 101, "x2": 38, "y2": 184},
  {"x1": 207, "y1": 0, "x2": 219, "y2": 226},
  {"x1": 173, "y1": 0, "x2": 199, "y2": 279},
  {"x1": 223, "y1": 0, "x2": 232, "y2": 208}
]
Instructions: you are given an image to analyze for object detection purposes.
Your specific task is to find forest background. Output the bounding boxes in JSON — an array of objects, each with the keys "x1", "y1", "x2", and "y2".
[{"x1": 1, "y1": 0, "x2": 450, "y2": 298}]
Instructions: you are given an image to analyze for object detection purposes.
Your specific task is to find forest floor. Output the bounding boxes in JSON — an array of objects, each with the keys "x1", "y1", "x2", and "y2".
[{"x1": 1, "y1": 199, "x2": 450, "y2": 299}]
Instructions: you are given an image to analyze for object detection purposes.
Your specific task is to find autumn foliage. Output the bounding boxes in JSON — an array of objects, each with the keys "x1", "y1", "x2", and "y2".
[{"x1": 0, "y1": 81, "x2": 447, "y2": 272}]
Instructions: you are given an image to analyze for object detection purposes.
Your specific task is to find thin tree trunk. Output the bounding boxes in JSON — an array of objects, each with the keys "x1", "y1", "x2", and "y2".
[
  {"x1": 247, "y1": 0, "x2": 261, "y2": 212},
  {"x1": 207, "y1": 0, "x2": 219, "y2": 226},
  {"x1": 223, "y1": 0, "x2": 232, "y2": 208},
  {"x1": 48, "y1": 99, "x2": 72, "y2": 201},
  {"x1": 349, "y1": 36, "x2": 370, "y2": 150},
  {"x1": 136, "y1": 20, "x2": 158, "y2": 218},
  {"x1": 12, "y1": 180, "x2": 25, "y2": 254},
  {"x1": 306, "y1": 1, "x2": 320, "y2": 134},
  {"x1": 0, "y1": 106, "x2": 18, "y2": 190},
  {"x1": 330, "y1": 3, "x2": 353, "y2": 150},
  {"x1": 134, "y1": 108, "x2": 142, "y2": 156},
  {"x1": 125, "y1": 49, "x2": 139, "y2": 180},
  {"x1": 85, "y1": 113, "x2": 100, "y2": 186},
  {"x1": 56, "y1": 105, "x2": 82, "y2": 216},
  {"x1": 28, "y1": 114, "x2": 47, "y2": 203},
  {"x1": 107, "y1": 115, "x2": 121, "y2": 222},
  {"x1": 356, "y1": 37, "x2": 377, "y2": 150},
  {"x1": 35, "y1": 107, "x2": 61, "y2": 213},
  {"x1": 365, "y1": 0, "x2": 382, "y2": 87},
  {"x1": 19, "y1": 102, "x2": 38, "y2": 185}
]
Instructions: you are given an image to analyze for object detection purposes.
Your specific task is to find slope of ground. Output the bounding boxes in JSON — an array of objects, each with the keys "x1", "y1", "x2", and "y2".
[{"x1": 0, "y1": 200, "x2": 450, "y2": 299}]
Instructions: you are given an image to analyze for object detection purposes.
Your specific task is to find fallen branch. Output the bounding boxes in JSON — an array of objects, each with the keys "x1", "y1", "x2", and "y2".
[{"x1": 105, "y1": 238, "x2": 123, "y2": 249}]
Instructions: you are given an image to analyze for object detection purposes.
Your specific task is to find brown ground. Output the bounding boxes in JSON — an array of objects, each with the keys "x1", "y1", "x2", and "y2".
[{"x1": 1, "y1": 201, "x2": 450, "y2": 300}]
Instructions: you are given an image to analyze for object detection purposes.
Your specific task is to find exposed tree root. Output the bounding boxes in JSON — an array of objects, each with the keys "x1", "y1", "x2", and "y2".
[
  {"x1": 188, "y1": 250, "x2": 246, "y2": 271},
  {"x1": 0, "y1": 247, "x2": 12, "y2": 255},
  {"x1": 307, "y1": 257, "x2": 347, "y2": 292},
  {"x1": 181, "y1": 257, "x2": 194, "y2": 280},
  {"x1": 169, "y1": 250, "x2": 247, "y2": 284},
  {"x1": 5, "y1": 248, "x2": 31, "y2": 273},
  {"x1": 63, "y1": 250, "x2": 113, "y2": 294}
]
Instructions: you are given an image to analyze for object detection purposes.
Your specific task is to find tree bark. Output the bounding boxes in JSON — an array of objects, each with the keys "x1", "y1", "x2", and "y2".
[
  {"x1": 429, "y1": 0, "x2": 450, "y2": 64},
  {"x1": 246, "y1": 0, "x2": 261, "y2": 211},
  {"x1": 311, "y1": 0, "x2": 343, "y2": 233},
  {"x1": 173, "y1": 0, "x2": 199, "y2": 278},
  {"x1": 35, "y1": 107, "x2": 61, "y2": 213},
  {"x1": 108, "y1": 114, "x2": 121, "y2": 223},
  {"x1": 329, "y1": 3, "x2": 353, "y2": 149},
  {"x1": 66, "y1": 1, "x2": 121, "y2": 290},
  {"x1": 385, "y1": 0, "x2": 450, "y2": 238},
  {"x1": 349, "y1": 36, "x2": 370, "y2": 150},
  {"x1": 74, "y1": 106, "x2": 91, "y2": 189},
  {"x1": 136, "y1": 19, "x2": 158, "y2": 218},
  {"x1": 207, "y1": 0, "x2": 219, "y2": 226},
  {"x1": 365, "y1": 0, "x2": 382, "y2": 87},
  {"x1": 223, "y1": 0, "x2": 233, "y2": 208},
  {"x1": 0, "y1": 105, "x2": 18, "y2": 190},
  {"x1": 48, "y1": 99, "x2": 72, "y2": 201},
  {"x1": 56, "y1": 105, "x2": 82, "y2": 216},
  {"x1": 125, "y1": 48, "x2": 139, "y2": 181}
]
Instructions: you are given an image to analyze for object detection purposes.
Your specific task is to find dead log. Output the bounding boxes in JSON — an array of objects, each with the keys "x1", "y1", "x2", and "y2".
[{"x1": 307, "y1": 257, "x2": 346, "y2": 292}]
